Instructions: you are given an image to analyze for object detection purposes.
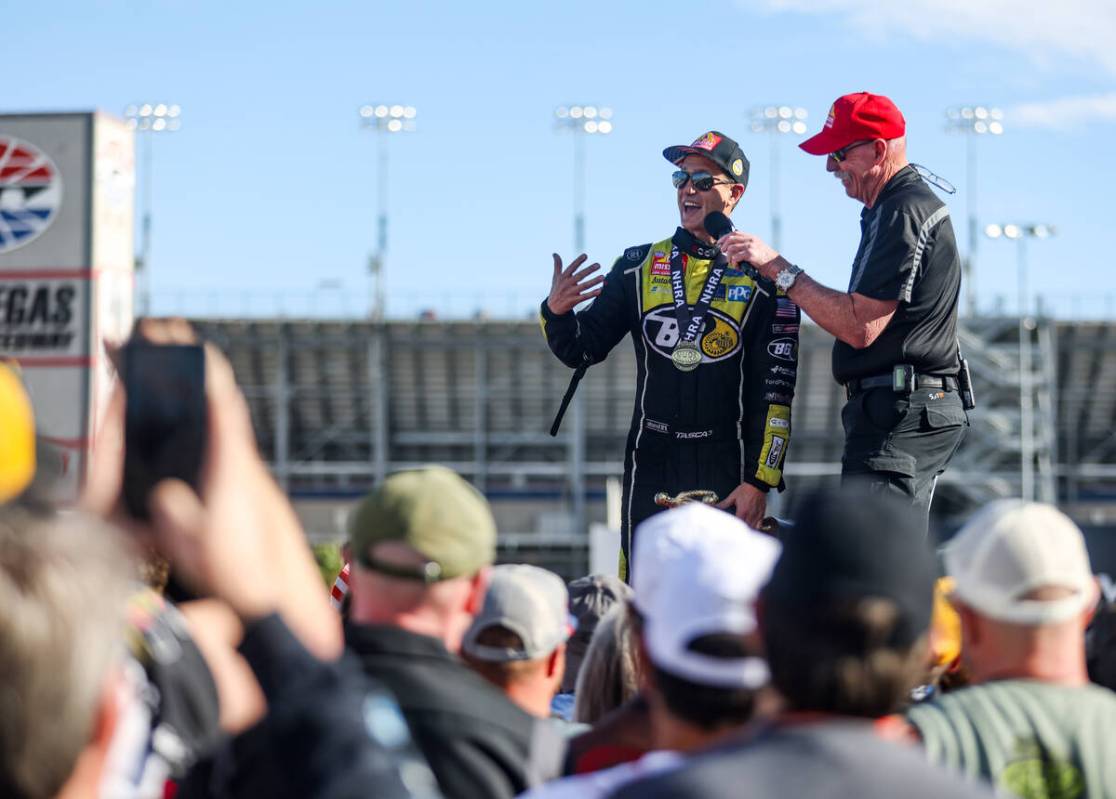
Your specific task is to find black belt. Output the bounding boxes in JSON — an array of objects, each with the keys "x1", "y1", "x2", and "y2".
[{"x1": 844, "y1": 373, "x2": 958, "y2": 399}]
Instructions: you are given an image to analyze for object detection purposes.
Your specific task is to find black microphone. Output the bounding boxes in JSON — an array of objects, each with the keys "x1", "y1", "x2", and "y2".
[
  {"x1": 703, "y1": 211, "x2": 734, "y2": 241},
  {"x1": 703, "y1": 212, "x2": 761, "y2": 279}
]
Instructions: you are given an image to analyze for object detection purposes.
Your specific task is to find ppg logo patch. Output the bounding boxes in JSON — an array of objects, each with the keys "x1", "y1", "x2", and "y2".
[
  {"x1": 768, "y1": 338, "x2": 796, "y2": 362},
  {"x1": 726, "y1": 285, "x2": 752, "y2": 303},
  {"x1": 0, "y1": 137, "x2": 63, "y2": 254}
]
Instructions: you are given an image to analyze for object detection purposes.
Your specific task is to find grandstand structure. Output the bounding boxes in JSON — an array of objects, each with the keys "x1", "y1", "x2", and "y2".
[{"x1": 194, "y1": 316, "x2": 1116, "y2": 577}]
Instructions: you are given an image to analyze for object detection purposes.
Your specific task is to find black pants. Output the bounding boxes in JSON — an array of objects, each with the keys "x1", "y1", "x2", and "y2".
[
  {"x1": 619, "y1": 434, "x2": 744, "y2": 583},
  {"x1": 841, "y1": 387, "x2": 968, "y2": 537}
]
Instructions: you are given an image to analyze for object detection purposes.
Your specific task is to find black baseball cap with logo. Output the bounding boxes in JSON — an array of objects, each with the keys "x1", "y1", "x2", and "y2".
[{"x1": 663, "y1": 131, "x2": 750, "y2": 187}]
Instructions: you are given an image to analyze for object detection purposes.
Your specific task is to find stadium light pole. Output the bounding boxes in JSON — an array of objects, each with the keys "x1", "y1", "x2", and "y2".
[
  {"x1": 946, "y1": 105, "x2": 1004, "y2": 317},
  {"x1": 749, "y1": 105, "x2": 808, "y2": 251},
  {"x1": 124, "y1": 103, "x2": 182, "y2": 315},
  {"x1": 554, "y1": 104, "x2": 613, "y2": 539},
  {"x1": 554, "y1": 105, "x2": 613, "y2": 251},
  {"x1": 359, "y1": 104, "x2": 416, "y2": 321},
  {"x1": 985, "y1": 222, "x2": 1055, "y2": 503},
  {"x1": 984, "y1": 223, "x2": 1056, "y2": 317}
]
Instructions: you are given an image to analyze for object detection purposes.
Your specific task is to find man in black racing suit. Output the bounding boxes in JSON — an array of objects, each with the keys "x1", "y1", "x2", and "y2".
[{"x1": 540, "y1": 130, "x2": 800, "y2": 581}]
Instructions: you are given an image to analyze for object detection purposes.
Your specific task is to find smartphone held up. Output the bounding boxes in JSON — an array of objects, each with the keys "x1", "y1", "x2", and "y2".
[{"x1": 122, "y1": 342, "x2": 208, "y2": 520}]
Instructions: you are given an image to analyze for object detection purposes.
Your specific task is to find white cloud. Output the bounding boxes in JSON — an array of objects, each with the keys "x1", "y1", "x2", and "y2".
[
  {"x1": 1008, "y1": 92, "x2": 1116, "y2": 129},
  {"x1": 748, "y1": 0, "x2": 1116, "y2": 77}
]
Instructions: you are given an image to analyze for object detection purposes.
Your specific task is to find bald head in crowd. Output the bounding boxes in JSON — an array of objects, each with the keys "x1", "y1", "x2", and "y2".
[{"x1": 0, "y1": 509, "x2": 134, "y2": 799}]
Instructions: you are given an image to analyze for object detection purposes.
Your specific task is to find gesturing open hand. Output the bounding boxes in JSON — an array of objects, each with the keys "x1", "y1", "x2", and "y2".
[{"x1": 547, "y1": 253, "x2": 604, "y2": 315}]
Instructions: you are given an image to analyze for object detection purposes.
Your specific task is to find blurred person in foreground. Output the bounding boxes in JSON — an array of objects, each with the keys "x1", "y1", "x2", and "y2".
[
  {"x1": 83, "y1": 320, "x2": 440, "y2": 799},
  {"x1": 3, "y1": 356, "x2": 226, "y2": 798},
  {"x1": 461, "y1": 564, "x2": 574, "y2": 722},
  {"x1": 345, "y1": 466, "x2": 566, "y2": 797},
  {"x1": 0, "y1": 508, "x2": 134, "y2": 799},
  {"x1": 906, "y1": 500, "x2": 1116, "y2": 797},
  {"x1": 611, "y1": 488, "x2": 994, "y2": 799},
  {"x1": 551, "y1": 574, "x2": 633, "y2": 721},
  {"x1": 719, "y1": 93, "x2": 968, "y2": 536},
  {"x1": 523, "y1": 503, "x2": 781, "y2": 798}
]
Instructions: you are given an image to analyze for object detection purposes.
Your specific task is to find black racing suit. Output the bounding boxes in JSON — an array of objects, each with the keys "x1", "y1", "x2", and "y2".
[{"x1": 540, "y1": 228, "x2": 800, "y2": 580}]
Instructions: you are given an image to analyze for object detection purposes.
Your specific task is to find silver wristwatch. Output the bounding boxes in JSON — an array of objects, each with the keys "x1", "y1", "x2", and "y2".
[{"x1": 775, "y1": 264, "x2": 803, "y2": 292}]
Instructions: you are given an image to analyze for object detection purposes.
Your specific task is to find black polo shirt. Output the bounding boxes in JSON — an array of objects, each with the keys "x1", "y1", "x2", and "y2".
[{"x1": 832, "y1": 166, "x2": 962, "y2": 384}]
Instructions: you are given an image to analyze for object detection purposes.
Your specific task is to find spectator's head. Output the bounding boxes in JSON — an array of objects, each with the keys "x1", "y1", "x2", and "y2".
[
  {"x1": 573, "y1": 602, "x2": 640, "y2": 724},
  {"x1": 944, "y1": 500, "x2": 1099, "y2": 685},
  {"x1": 347, "y1": 466, "x2": 496, "y2": 653},
  {"x1": 760, "y1": 487, "x2": 936, "y2": 717},
  {"x1": 562, "y1": 574, "x2": 632, "y2": 693},
  {"x1": 0, "y1": 508, "x2": 134, "y2": 799},
  {"x1": 630, "y1": 504, "x2": 781, "y2": 749},
  {"x1": 461, "y1": 564, "x2": 573, "y2": 718}
]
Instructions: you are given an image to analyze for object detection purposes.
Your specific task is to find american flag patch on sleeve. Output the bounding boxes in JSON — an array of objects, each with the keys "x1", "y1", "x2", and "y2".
[{"x1": 775, "y1": 298, "x2": 798, "y2": 319}]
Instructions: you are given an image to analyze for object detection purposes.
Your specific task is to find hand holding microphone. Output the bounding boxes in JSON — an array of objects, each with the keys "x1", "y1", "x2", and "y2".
[{"x1": 703, "y1": 212, "x2": 781, "y2": 281}]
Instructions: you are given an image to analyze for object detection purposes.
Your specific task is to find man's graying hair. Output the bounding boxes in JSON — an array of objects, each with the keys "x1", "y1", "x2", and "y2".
[{"x1": 0, "y1": 508, "x2": 134, "y2": 799}]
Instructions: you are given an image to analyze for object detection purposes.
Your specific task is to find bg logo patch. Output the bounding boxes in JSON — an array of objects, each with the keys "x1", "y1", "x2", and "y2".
[
  {"x1": 0, "y1": 137, "x2": 63, "y2": 254},
  {"x1": 768, "y1": 338, "x2": 796, "y2": 361}
]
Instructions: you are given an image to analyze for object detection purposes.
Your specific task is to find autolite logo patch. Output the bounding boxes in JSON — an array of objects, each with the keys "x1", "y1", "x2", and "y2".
[{"x1": 0, "y1": 137, "x2": 63, "y2": 254}]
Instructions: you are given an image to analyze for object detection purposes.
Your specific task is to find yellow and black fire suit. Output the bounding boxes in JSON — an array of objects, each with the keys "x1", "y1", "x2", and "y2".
[{"x1": 540, "y1": 227, "x2": 800, "y2": 580}]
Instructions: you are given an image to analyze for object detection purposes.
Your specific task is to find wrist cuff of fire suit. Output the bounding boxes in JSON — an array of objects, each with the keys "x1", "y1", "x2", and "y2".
[
  {"x1": 540, "y1": 299, "x2": 575, "y2": 323},
  {"x1": 742, "y1": 473, "x2": 782, "y2": 493}
]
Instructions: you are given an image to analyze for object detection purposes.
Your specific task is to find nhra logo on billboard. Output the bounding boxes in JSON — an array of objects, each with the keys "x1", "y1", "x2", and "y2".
[
  {"x1": 642, "y1": 307, "x2": 742, "y2": 365},
  {"x1": 0, "y1": 137, "x2": 63, "y2": 254}
]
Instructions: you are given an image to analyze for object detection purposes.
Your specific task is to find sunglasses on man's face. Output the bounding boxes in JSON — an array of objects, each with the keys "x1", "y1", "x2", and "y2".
[
  {"x1": 829, "y1": 139, "x2": 876, "y2": 164},
  {"x1": 672, "y1": 169, "x2": 732, "y2": 192}
]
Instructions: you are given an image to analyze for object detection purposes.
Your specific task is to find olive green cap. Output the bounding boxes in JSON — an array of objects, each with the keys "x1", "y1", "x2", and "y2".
[{"x1": 348, "y1": 466, "x2": 497, "y2": 582}]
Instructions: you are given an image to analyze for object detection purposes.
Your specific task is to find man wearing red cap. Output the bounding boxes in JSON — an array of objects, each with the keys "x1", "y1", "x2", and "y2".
[{"x1": 719, "y1": 92, "x2": 967, "y2": 534}]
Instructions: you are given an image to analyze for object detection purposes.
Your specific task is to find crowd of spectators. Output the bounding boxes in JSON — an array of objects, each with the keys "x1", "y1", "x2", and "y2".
[{"x1": 3, "y1": 325, "x2": 1116, "y2": 798}]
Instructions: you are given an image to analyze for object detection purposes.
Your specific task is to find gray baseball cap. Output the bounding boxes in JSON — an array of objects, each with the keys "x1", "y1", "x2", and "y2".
[{"x1": 462, "y1": 564, "x2": 573, "y2": 662}]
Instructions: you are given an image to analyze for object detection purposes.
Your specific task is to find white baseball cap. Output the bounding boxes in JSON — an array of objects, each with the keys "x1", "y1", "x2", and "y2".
[
  {"x1": 632, "y1": 504, "x2": 781, "y2": 689},
  {"x1": 944, "y1": 500, "x2": 1098, "y2": 626}
]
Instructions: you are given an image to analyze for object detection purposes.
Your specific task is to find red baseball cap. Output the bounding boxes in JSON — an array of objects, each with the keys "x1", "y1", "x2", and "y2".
[{"x1": 799, "y1": 92, "x2": 906, "y2": 156}]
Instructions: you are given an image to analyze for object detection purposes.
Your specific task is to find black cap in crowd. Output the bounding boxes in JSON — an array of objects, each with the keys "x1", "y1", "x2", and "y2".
[{"x1": 762, "y1": 485, "x2": 936, "y2": 647}]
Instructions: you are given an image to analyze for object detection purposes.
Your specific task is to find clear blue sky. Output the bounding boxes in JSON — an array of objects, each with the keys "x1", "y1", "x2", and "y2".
[{"x1": 7, "y1": 0, "x2": 1114, "y2": 319}]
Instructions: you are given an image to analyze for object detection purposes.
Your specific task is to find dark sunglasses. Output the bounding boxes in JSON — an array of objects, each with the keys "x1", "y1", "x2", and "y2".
[
  {"x1": 671, "y1": 169, "x2": 732, "y2": 191},
  {"x1": 829, "y1": 139, "x2": 876, "y2": 163}
]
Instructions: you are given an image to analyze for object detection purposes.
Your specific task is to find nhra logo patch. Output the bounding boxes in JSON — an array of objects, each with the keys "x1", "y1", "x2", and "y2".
[
  {"x1": 0, "y1": 137, "x2": 63, "y2": 254},
  {"x1": 642, "y1": 306, "x2": 742, "y2": 365}
]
